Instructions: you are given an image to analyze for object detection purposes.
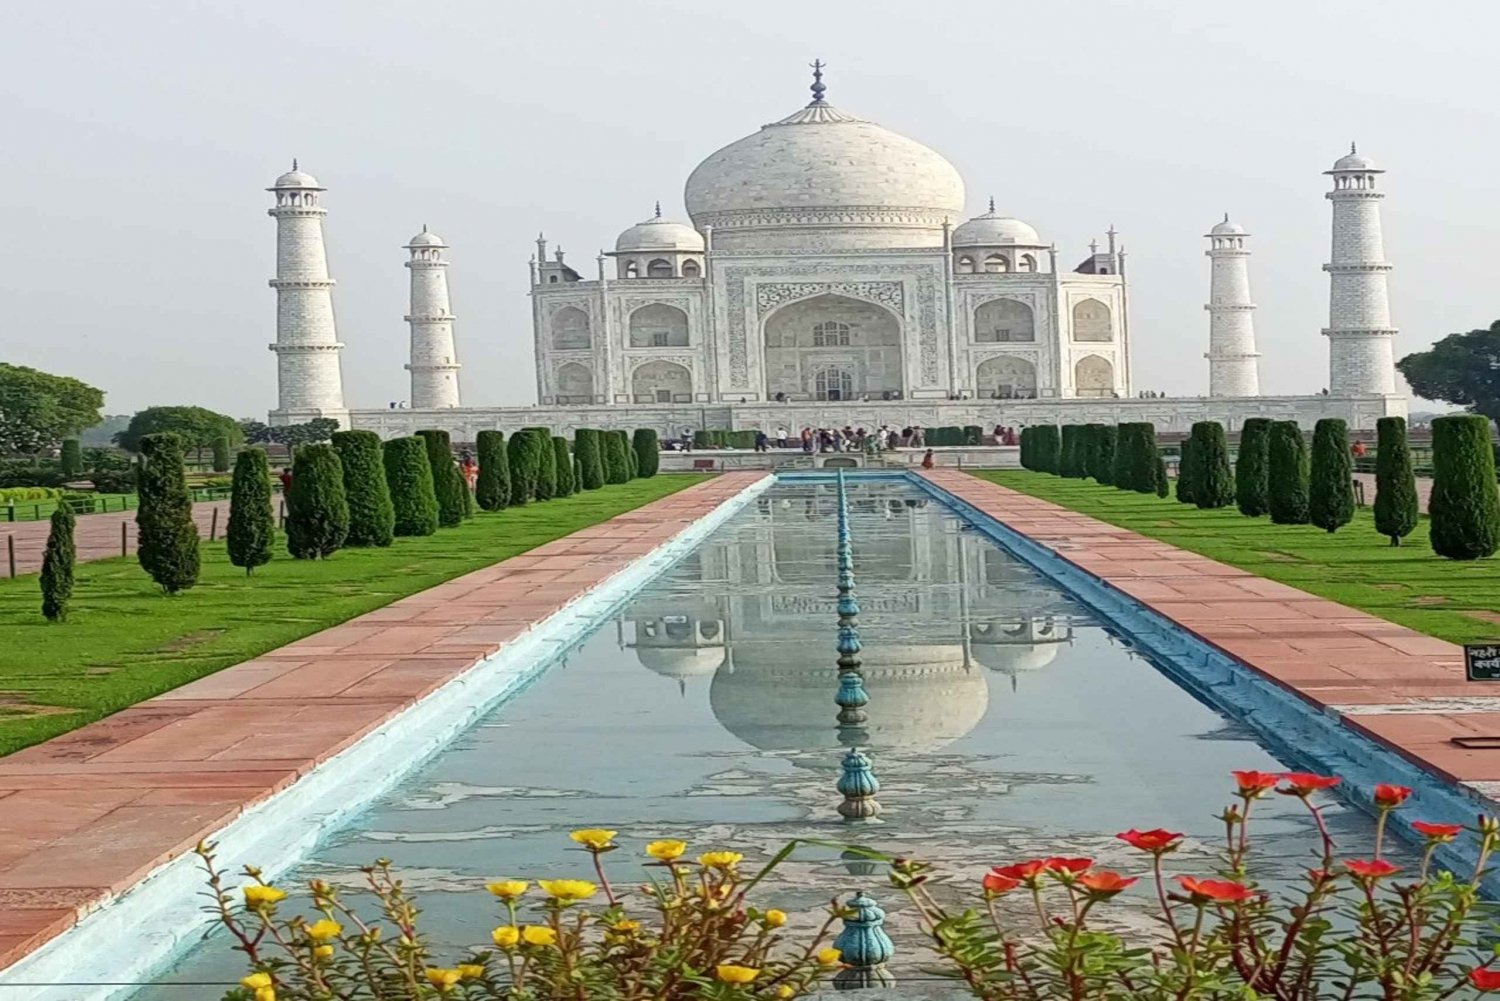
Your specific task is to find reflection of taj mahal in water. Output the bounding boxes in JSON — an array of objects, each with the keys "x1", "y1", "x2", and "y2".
[{"x1": 618, "y1": 484, "x2": 1080, "y2": 759}]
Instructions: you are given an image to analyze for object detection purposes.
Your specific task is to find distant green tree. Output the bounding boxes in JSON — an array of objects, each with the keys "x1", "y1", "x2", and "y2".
[
  {"x1": 1267, "y1": 422, "x2": 1310, "y2": 525},
  {"x1": 114, "y1": 405, "x2": 242, "y2": 464},
  {"x1": 226, "y1": 447, "x2": 274, "y2": 574},
  {"x1": 1308, "y1": 418, "x2": 1354, "y2": 533},
  {"x1": 59, "y1": 438, "x2": 83, "y2": 477},
  {"x1": 1373, "y1": 416, "x2": 1418, "y2": 546},
  {"x1": 1428, "y1": 414, "x2": 1500, "y2": 560},
  {"x1": 575, "y1": 429, "x2": 605, "y2": 490},
  {"x1": 552, "y1": 436, "x2": 575, "y2": 496},
  {"x1": 383, "y1": 436, "x2": 439, "y2": 537},
  {"x1": 633, "y1": 429, "x2": 660, "y2": 478},
  {"x1": 1189, "y1": 422, "x2": 1234, "y2": 509},
  {"x1": 331, "y1": 430, "x2": 395, "y2": 547},
  {"x1": 39, "y1": 505, "x2": 75, "y2": 621},
  {"x1": 1397, "y1": 320, "x2": 1500, "y2": 425},
  {"x1": 135, "y1": 433, "x2": 200, "y2": 593},
  {"x1": 475, "y1": 430, "x2": 510, "y2": 511},
  {"x1": 210, "y1": 435, "x2": 232, "y2": 473},
  {"x1": 0, "y1": 363, "x2": 104, "y2": 454},
  {"x1": 417, "y1": 429, "x2": 466, "y2": 527},
  {"x1": 285, "y1": 443, "x2": 349, "y2": 559},
  {"x1": 1235, "y1": 418, "x2": 1272, "y2": 517}
]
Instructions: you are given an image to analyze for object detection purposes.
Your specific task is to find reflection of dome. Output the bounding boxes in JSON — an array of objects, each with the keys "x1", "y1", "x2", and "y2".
[
  {"x1": 635, "y1": 646, "x2": 726, "y2": 678},
  {"x1": 968, "y1": 619, "x2": 1069, "y2": 675},
  {"x1": 615, "y1": 211, "x2": 705, "y2": 253},
  {"x1": 970, "y1": 643, "x2": 1060, "y2": 673},
  {"x1": 953, "y1": 209, "x2": 1042, "y2": 247},
  {"x1": 709, "y1": 641, "x2": 988, "y2": 757}
]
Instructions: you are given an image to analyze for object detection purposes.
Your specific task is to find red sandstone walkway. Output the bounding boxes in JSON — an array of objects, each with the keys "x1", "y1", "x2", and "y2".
[
  {"x1": 2, "y1": 499, "x2": 228, "y2": 577},
  {"x1": 922, "y1": 470, "x2": 1500, "y2": 788},
  {"x1": 0, "y1": 472, "x2": 762, "y2": 971},
  {"x1": 1353, "y1": 471, "x2": 1435, "y2": 513}
]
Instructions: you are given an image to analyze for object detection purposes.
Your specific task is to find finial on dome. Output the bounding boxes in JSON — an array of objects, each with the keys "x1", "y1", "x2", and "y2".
[
  {"x1": 809, "y1": 59, "x2": 827, "y2": 105},
  {"x1": 654, "y1": 201, "x2": 662, "y2": 219},
  {"x1": 1350, "y1": 141, "x2": 1357, "y2": 155},
  {"x1": 1223, "y1": 212, "x2": 1230, "y2": 223},
  {"x1": 422, "y1": 223, "x2": 428, "y2": 233},
  {"x1": 291, "y1": 158, "x2": 298, "y2": 171},
  {"x1": 988, "y1": 196, "x2": 995, "y2": 214}
]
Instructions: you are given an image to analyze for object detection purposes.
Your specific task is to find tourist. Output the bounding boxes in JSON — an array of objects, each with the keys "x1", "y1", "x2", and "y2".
[
  {"x1": 754, "y1": 430, "x2": 769, "y2": 453},
  {"x1": 459, "y1": 451, "x2": 478, "y2": 492},
  {"x1": 801, "y1": 427, "x2": 814, "y2": 453},
  {"x1": 278, "y1": 466, "x2": 293, "y2": 494},
  {"x1": 776, "y1": 425, "x2": 789, "y2": 448},
  {"x1": 921, "y1": 448, "x2": 935, "y2": 469},
  {"x1": 1352, "y1": 439, "x2": 1368, "y2": 458}
]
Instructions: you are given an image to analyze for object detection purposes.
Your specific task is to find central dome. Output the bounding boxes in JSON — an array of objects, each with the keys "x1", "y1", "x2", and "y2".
[{"x1": 684, "y1": 80, "x2": 965, "y2": 251}]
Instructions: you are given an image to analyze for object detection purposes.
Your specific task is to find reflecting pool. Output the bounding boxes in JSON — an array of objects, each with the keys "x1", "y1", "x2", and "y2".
[{"x1": 140, "y1": 478, "x2": 1395, "y2": 997}]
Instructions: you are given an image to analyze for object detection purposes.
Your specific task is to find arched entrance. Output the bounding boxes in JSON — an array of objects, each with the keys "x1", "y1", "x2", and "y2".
[
  {"x1": 762, "y1": 293, "x2": 902, "y2": 401},
  {"x1": 629, "y1": 304, "x2": 689, "y2": 347},
  {"x1": 554, "y1": 362, "x2": 594, "y2": 403},
  {"x1": 975, "y1": 356, "x2": 1037, "y2": 399},
  {"x1": 1074, "y1": 355, "x2": 1114, "y2": 397},
  {"x1": 632, "y1": 360, "x2": 692, "y2": 403}
]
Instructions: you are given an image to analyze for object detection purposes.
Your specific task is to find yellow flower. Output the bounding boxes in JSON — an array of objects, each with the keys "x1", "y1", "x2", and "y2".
[
  {"x1": 425, "y1": 967, "x2": 463, "y2": 990},
  {"x1": 241, "y1": 973, "x2": 274, "y2": 990},
  {"x1": 522, "y1": 925, "x2": 558, "y2": 947},
  {"x1": 537, "y1": 878, "x2": 597, "y2": 901},
  {"x1": 715, "y1": 964, "x2": 761, "y2": 984},
  {"x1": 491, "y1": 925, "x2": 520, "y2": 949},
  {"x1": 776, "y1": 987, "x2": 796, "y2": 999},
  {"x1": 313, "y1": 944, "x2": 334, "y2": 959},
  {"x1": 304, "y1": 919, "x2": 342, "y2": 941},
  {"x1": 817, "y1": 947, "x2": 842, "y2": 967},
  {"x1": 242, "y1": 885, "x2": 287, "y2": 908},
  {"x1": 698, "y1": 851, "x2": 744, "y2": 870},
  {"x1": 485, "y1": 879, "x2": 528, "y2": 900},
  {"x1": 764, "y1": 908, "x2": 787, "y2": 928},
  {"x1": 569, "y1": 828, "x2": 618, "y2": 850},
  {"x1": 646, "y1": 839, "x2": 687, "y2": 861},
  {"x1": 255, "y1": 990, "x2": 276, "y2": 1001},
  {"x1": 611, "y1": 919, "x2": 642, "y2": 934},
  {"x1": 457, "y1": 963, "x2": 486, "y2": 980}
]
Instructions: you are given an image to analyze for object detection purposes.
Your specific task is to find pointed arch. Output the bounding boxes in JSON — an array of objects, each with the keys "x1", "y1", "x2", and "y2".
[
  {"x1": 629, "y1": 304, "x2": 689, "y2": 347},
  {"x1": 1074, "y1": 355, "x2": 1114, "y2": 397},
  {"x1": 631, "y1": 360, "x2": 693, "y2": 403},
  {"x1": 1072, "y1": 298, "x2": 1112, "y2": 342},
  {"x1": 973, "y1": 298, "x2": 1035, "y2": 343},
  {"x1": 551, "y1": 306, "x2": 591, "y2": 349},
  {"x1": 554, "y1": 361, "x2": 594, "y2": 403}
]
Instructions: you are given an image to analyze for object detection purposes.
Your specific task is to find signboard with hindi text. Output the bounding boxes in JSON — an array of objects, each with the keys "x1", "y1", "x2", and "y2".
[{"x1": 1465, "y1": 644, "x2": 1500, "y2": 681}]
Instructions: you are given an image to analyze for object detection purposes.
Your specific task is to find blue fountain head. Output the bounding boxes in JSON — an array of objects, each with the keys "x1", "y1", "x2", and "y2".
[
  {"x1": 836, "y1": 748, "x2": 880, "y2": 797},
  {"x1": 833, "y1": 892, "x2": 895, "y2": 967},
  {"x1": 835, "y1": 670, "x2": 869, "y2": 709}
]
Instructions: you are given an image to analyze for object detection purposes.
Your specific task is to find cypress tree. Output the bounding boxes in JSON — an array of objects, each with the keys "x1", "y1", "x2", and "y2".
[
  {"x1": 605, "y1": 431, "x2": 631, "y2": 484},
  {"x1": 226, "y1": 447, "x2": 274, "y2": 574},
  {"x1": 475, "y1": 430, "x2": 510, "y2": 511},
  {"x1": 523, "y1": 428, "x2": 556, "y2": 500},
  {"x1": 285, "y1": 443, "x2": 349, "y2": 559},
  {"x1": 1111, "y1": 423, "x2": 1136, "y2": 490},
  {"x1": 1235, "y1": 418, "x2": 1272, "y2": 517},
  {"x1": 1155, "y1": 454, "x2": 1169, "y2": 498},
  {"x1": 39, "y1": 505, "x2": 75, "y2": 621},
  {"x1": 1373, "y1": 416, "x2": 1418, "y2": 546},
  {"x1": 1059, "y1": 425, "x2": 1085, "y2": 478},
  {"x1": 136, "y1": 433, "x2": 200, "y2": 594},
  {"x1": 417, "y1": 429, "x2": 466, "y2": 527},
  {"x1": 575, "y1": 429, "x2": 605, "y2": 490},
  {"x1": 211, "y1": 435, "x2": 232, "y2": 473},
  {"x1": 1018, "y1": 427, "x2": 1033, "y2": 470},
  {"x1": 507, "y1": 430, "x2": 541, "y2": 505},
  {"x1": 1308, "y1": 418, "x2": 1354, "y2": 533},
  {"x1": 383, "y1": 436, "x2": 439, "y2": 536},
  {"x1": 1092, "y1": 424, "x2": 1117, "y2": 485},
  {"x1": 552, "y1": 436, "x2": 575, "y2": 496},
  {"x1": 1189, "y1": 421, "x2": 1234, "y2": 509},
  {"x1": 60, "y1": 438, "x2": 82, "y2": 477},
  {"x1": 1267, "y1": 421, "x2": 1310, "y2": 525},
  {"x1": 625, "y1": 434, "x2": 639, "y2": 479},
  {"x1": 1124, "y1": 422, "x2": 1159, "y2": 494},
  {"x1": 633, "y1": 429, "x2": 660, "y2": 478},
  {"x1": 331, "y1": 430, "x2": 395, "y2": 547},
  {"x1": 1429, "y1": 414, "x2": 1500, "y2": 560},
  {"x1": 1175, "y1": 438, "x2": 1196, "y2": 505},
  {"x1": 1032, "y1": 425, "x2": 1060, "y2": 474}
]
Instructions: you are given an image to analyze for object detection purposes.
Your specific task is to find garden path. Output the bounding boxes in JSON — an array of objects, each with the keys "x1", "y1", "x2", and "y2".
[{"x1": 2, "y1": 499, "x2": 227, "y2": 577}]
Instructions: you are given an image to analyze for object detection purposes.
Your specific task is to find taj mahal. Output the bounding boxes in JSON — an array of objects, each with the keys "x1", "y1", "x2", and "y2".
[{"x1": 264, "y1": 65, "x2": 1407, "y2": 439}]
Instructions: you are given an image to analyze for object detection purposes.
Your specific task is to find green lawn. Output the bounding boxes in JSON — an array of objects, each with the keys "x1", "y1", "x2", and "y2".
[
  {"x1": 973, "y1": 470, "x2": 1500, "y2": 648},
  {"x1": 0, "y1": 475, "x2": 708, "y2": 755}
]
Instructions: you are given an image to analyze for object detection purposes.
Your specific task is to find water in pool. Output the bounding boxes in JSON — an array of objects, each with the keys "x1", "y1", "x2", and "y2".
[{"x1": 138, "y1": 478, "x2": 1395, "y2": 997}]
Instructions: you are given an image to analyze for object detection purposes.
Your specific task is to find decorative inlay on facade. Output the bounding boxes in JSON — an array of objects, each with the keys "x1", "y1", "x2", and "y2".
[
  {"x1": 754, "y1": 281, "x2": 904, "y2": 318},
  {"x1": 698, "y1": 206, "x2": 957, "y2": 230}
]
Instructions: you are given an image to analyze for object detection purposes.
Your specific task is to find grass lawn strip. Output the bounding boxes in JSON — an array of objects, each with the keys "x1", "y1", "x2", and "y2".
[
  {"x1": 974, "y1": 470, "x2": 1500, "y2": 649},
  {"x1": 0, "y1": 475, "x2": 707, "y2": 755}
]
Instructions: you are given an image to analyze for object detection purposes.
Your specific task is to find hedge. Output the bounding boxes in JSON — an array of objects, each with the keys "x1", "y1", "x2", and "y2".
[
  {"x1": 1090, "y1": 424, "x2": 1116, "y2": 485},
  {"x1": 692, "y1": 429, "x2": 712, "y2": 450},
  {"x1": 1019, "y1": 427, "x2": 1034, "y2": 470},
  {"x1": 39, "y1": 505, "x2": 75, "y2": 622},
  {"x1": 417, "y1": 429, "x2": 467, "y2": 527},
  {"x1": 285, "y1": 443, "x2": 349, "y2": 559},
  {"x1": 1373, "y1": 416, "x2": 1418, "y2": 547},
  {"x1": 507, "y1": 429, "x2": 544, "y2": 505},
  {"x1": 1030, "y1": 425, "x2": 1060, "y2": 475},
  {"x1": 1308, "y1": 418, "x2": 1354, "y2": 533},
  {"x1": 0, "y1": 486, "x2": 63, "y2": 503},
  {"x1": 227, "y1": 447, "x2": 274, "y2": 574},
  {"x1": 964, "y1": 425, "x2": 983, "y2": 446},
  {"x1": 136, "y1": 433, "x2": 200, "y2": 594},
  {"x1": 1188, "y1": 421, "x2": 1234, "y2": 509},
  {"x1": 331, "y1": 430, "x2": 395, "y2": 547},
  {"x1": 633, "y1": 429, "x2": 660, "y2": 478},
  {"x1": 383, "y1": 436, "x2": 440, "y2": 537},
  {"x1": 1267, "y1": 422, "x2": 1310, "y2": 525},
  {"x1": 1059, "y1": 425, "x2": 1088, "y2": 478},
  {"x1": 575, "y1": 429, "x2": 605, "y2": 490},
  {"x1": 475, "y1": 430, "x2": 510, "y2": 511},
  {"x1": 726, "y1": 430, "x2": 757, "y2": 450},
  {"x1": 605, "y1": 430, "x2": 631, "y2": 484},
  {"x1": 60, "y1": 439, "x2": 82, "y2": 478},
  {"x1": 1235, "y1": 418, "x2": 1272, "y2": 517},
  {"x1": 1429, "y1": 414, "x2": 1500, "y2": 560},
  {"x1": 552, "y1": 436, "x2": 575, "y2": 496}
]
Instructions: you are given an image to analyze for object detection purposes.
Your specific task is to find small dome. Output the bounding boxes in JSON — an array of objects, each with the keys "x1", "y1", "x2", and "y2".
[
  {"x1": 1209, "y1": 215, "x2": 1246, "y2": 236},
  {"x1": 271, "y1": 162, "x2": 322, "y2": 189},
  {"x1": 407, "y1": 226, "x2": 446, "y2": 248},
  {"x1": 1330, "y1": 145, "x2": 1380, "y2": 172},
  {"x1": 615, "y1": 208, "x2": 705, "y2": 253},
  {"x1": 953, "y1": 206, "x2": 1042, "y2": 247}
]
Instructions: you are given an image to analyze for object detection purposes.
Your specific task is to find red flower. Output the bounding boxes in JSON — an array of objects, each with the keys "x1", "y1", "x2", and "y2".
[
  {"x1": 1344, "y1": 858, "x2": 1401, "y2": 880},
  {"x1": 1232, "y1": 770, "x2": 1280, "y2": 798},
  {"x1": 982, "y1": 870, "x2": 1021, "y2": 895},
  {"x1": 1411, "y1": 820, "x2": 1464, "y2": 842},
  {"x1": 1306, "y1": 868, "x2": 1332, "y2": 884},
  {"x1": 1471, "y1": 968, "x2": 1500, "y2": 992},
  {"x1": 1116, "y1": 828, "x2": 1184, "y2": 853},
  {"x1": 1280, "y1": 772, "x2": 1341, "y2": 797},
  {"x1": 991, "y1": 860, "x2": 1047, "y2": 885},
  {"x1": 1077, "y1": 870, "x2": 1138, "y2": 896},
  {"x1": 1373, "y1": 784, "x2": 1413, "y2": 808},
  {"x1": 1041, "y1": 857, "x2": 1093, "y2": 875},
  {"x1": 1178, "y1": 876, "x2": 1256, "y2": 903}
]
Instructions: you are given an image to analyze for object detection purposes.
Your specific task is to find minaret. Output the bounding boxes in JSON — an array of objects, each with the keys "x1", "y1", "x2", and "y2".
[
  {"x1": 1203, "y1": 214, "x2": 1261, "y2": 397},
  {"x1": 1323, "y1": 145, "x2": 1396, "y2": 394},
  {"x1": 403, "y1": 226, "x2": 462, "y2": 409},
  {"x1": 267, "y1": 162, "x2": 347, "y2": 425}
]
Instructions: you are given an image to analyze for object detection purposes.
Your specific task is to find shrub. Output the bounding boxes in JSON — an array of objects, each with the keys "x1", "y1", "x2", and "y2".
[
  {"x1": 1188, "y1": 421, "x2": 1234, "y2": 509},
  {"x1": 507, "y1": 430, "x2": 542, "y2": 506},
  {"x1": 210, "y1": 435, "x2": 231, "y2": 473},
  {"x1": 59, "y1": 491, "x2": 95, "y2": 514},
  {"x1": 625, "y1": 436, "x2": 639, "y2": 479},
  {"x1": 1268, "y1": 421, "x2": 1310, "y2": 525},
  {"x1": 552, "y1": 436, "x2": 575, "y2": 496},
  {"x1": 0, "y1": 486, "x2": 63, "y2": 503},
  {"x1": 417, "y1": 429, "x2": 466, "y2": 527},
  {"x1": 331, "y1": 431, "x2": 395, "y2": 547},
  {"x1": 59, "y1": 438, "x2": 82, "y2": 477},
  {"x1": 1155, "y1": 454, "x2": 1169, "y2": 498},
  {"x1": 605, "y1": 431, "x2": 631, "y2": 484},
  {"x1": 1057, "y1": 425, "x2": 1083, "y2": 478},
  {"x1": 1031, "y1": 425, "x2": 1060, "y2": 474},
  {"x1": 474, "y1": 430, "x2": 510, "y2": 511},
  {"x1": 285, "y1": 443, "x2": 349, "y2": 559},
  {"x1": 226, "y1": 447, "x2": 274, "y2": 575},
  {"x1": 1429, "y1": 414, "x2": 1500, "y2": 560},
  {"x1": 727, "y1": 430, "x2": 758, "y2": 450},
  {"x1": 692, "y1": 429, "x2": 712, "y2": 450},
  {"x1": 1090, "y1": 425, "x2": 1116, "y2": 485},
  {"x1": 1114, "y1": 423, "x2": 1158, "y2": 494},
  {"x1": 383, "y1": 436, "x2": 439, "y2": 537},
  {"x1": 1235, "y1": 418, "x2": 1272, "y2": 517},
  {"x1": 39, "y1": 505, "x2": 74, "y2": 622},
  {"x1": 525, "y1": 428, "x2": 557, "y2": 500},
  {"x1": 1308, "y1": 418, "x2": 1354, "y2": 533},
  {"x1": 575, "y1": 428, "x2": 605, "y2": 490},
  {"x1": 90, "y1": 469, "x2": 136, "y2": 494},
  {"x1": 1373, "y1": 416, "x2": 1418, "y2": 546},
  {"x1": 135, "y1": 433, "x2": 200, "y2": 594},
  {"x1": 964, "y1": 424, "x2": 983, "y2": 446},
  {"x1": 633, "y1": 429, "x2": 660, "y2": 478},
  {"x1": 1018, "y1": 427, "x2": 1034, "y2": 470}
]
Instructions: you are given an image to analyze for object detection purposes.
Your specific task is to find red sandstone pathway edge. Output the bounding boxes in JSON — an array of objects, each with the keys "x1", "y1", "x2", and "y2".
[
  {"x1": 0, "y1": 473, "x2": 764, "y2": 972},
  {"x1": 922, "y1": 470, "x2": 1500, "y2": 791},
  {"x1": 3, "y1": 499, "x2": 227, "y2": 577}
]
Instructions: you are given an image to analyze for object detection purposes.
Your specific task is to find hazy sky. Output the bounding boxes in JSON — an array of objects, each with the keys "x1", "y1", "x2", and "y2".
[{"x1": 2, "y1": 0, "x2": 1494, "y2": 417}]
